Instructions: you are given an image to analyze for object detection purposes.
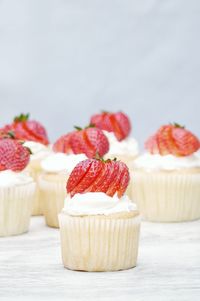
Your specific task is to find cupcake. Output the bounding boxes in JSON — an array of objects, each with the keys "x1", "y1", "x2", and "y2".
[
  {"x1": 0, "y1": 139, "x2": 36, "y2": 236},
  {"x1": 90, "y1": 111, "x2": 139, "y2": 165},
  {"x1": 131, "y1": 123, "x2": 200, "y2": 222},
  {"x1": 1, "y1": 113, "x2": 50, "y2": 216},
  {"x1": 59, "y1": 157, "x2": 140, "y2": 272},
  {"x1": 39, "y1": 125, "x2": 109, "y2": 228}
]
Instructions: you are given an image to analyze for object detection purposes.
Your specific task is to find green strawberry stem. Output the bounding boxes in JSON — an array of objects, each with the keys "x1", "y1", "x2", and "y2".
[
  {"x1": 171, "y1": 122, "x2": 185, "y2": 129},
  {"x1": 7, "y1": 131, "x2": 15, "y2": 139},
  {"x1": 74, "y1": 124, "x2": 96, "y2": 131},
  {"x1": 14, "y1": 113, "x2": 30, "y2": 122},
  {"x1": 74, "y1": 126, "x2": 82, "y2": 131}
]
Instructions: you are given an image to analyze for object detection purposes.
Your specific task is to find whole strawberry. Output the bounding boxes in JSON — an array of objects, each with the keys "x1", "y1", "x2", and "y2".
[
  {"x1": 90, "y1": 111, "x2": 131, "y2": 141},
  {"x1": 0, "y1": 139, "x2": 30, "y2": 171},
  {"x1": 53, "y1": 126, "x2": 109, "y2": 158},
  {"x1": 67, "y1": 158, "x2": 130, "y2": 197},
  {"x1": 145, "y1": 123, "x2": 200, "y2": 156},
  {"x1": 1, "y1": 113, "x2": 49, "y2": 145}
]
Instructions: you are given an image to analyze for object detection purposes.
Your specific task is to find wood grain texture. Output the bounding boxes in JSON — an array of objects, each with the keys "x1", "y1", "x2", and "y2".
[{"x1": 0, "y1": 217, "x2": 200, "y2": 301}]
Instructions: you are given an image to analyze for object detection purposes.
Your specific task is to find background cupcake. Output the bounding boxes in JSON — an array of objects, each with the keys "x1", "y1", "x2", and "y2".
[
  {"x1": 0, "y1": 113, "x2": 50, "y2": 216},
  {"x1": 39, "y1": 125, "x2": 109, "y2": 228},
  {"x1": 59, "y1": 157, "x2": 140, "y2": 272},
  {"x1": 131, "y1": 123, "x2": 200, "y2": 222},
  {"x1": 0, "y1": 138, "x2": 36, "y2": 236}
]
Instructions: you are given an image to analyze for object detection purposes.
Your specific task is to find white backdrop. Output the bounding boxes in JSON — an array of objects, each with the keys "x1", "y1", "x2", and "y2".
[{"x1": 0, "y1": 0, "x2": 199, "y2": 147}]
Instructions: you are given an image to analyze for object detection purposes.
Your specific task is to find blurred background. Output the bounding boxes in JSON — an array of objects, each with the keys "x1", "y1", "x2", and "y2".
[{"x1": 0, "y1": 0, "x2": 199, "y2": 148}]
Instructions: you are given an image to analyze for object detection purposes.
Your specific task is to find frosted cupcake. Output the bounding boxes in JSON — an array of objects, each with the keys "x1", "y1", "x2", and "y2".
[
  {"x1": 0, "y1": 113, "x2": 50, "y2": 216},
  {"x1": 90, "y1": 111, "x2": 139, "y2": 165},
  {"x1": 0, "y1": 139, "x2": 35, "y2": 236},
  {"x1": 39, "y1": 126, "x2": 109, "y2": 228},
  {"x1": 131, "y1": 123, "x2": 200, "y2": 222},
  {"x1": 59, "y1": 158, "x2": 140, "y2": 272}
]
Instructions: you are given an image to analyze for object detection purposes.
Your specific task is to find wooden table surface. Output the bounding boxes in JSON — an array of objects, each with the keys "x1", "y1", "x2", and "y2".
[{"x1": 0, "y1": 217, "x2": 200, "y2": 301}]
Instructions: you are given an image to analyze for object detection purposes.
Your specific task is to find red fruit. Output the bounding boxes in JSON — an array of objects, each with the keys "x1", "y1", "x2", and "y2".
[
  {"x1": 67, "y1": 158, "x2": 130, "y2": 198},
  {"x1": 53, "y1": 126, "x2": 109, "y2": 158},
  {"x1": 53, "y1": 132, "x2": 74, "y2": 153},
  {"x1": 90, "y1": 111, "x2": 131, "y2": 141},
  {"x1": 2, "y1": 113, "x2": 49, "y2": 145},
  {"x1": 0, "y1": 139, "x2": 30, "y2": 171},
  {"x1": 145, "y1": 124, "x2": 200, "y2": 156}
]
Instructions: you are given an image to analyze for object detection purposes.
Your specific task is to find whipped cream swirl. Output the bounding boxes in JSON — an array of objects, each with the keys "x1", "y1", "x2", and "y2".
[
  {"x1": 133, "y1": 152, "x2": 200, "y2": 171},
  {"x1": 0, "y1": 170, "x2": 34, "y2": 187},
  {"x1": 103, "y1": 131, "x2": 139, "y2": 157},
  {"x1": 23, "y1": 141, "x2": 51, "y2": 161},
  {"x1": 63, "y1": 192, "x2": 137, "y2": 216},
  {"x1": 41, "y1": 153, "x2": 87, "y2": 173}
]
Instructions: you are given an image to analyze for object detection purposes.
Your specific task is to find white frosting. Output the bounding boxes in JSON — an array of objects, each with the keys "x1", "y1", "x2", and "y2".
[
  {"x1": 0, "y1": 170, "x2": 34, "y2": 187},
  {"x1": 63, "y1": 192, "x2": 137, "y2": 216},
  {"x1": 103, "y1": 131, "x2": 139, "y2": 157},
  {"x1": 23, "y1": 141, "x2": 51, "y2": 161},
  {"x1": 133, "y1": 152, "x2": 200, "y2": 171},
  {"x1": 41, "y1": 153, "x2": 87, "y2": 173}
]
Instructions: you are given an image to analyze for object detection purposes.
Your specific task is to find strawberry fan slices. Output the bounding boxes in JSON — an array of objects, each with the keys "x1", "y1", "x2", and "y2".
[
  {"x1": 90, "y1": 111, "x2": 131, "y2": 141},
  {"x1": 67, "y1": 158, "x2": 130, "y2": 198},
  {"x1": 1, "y1": 113, "x2": 49, "y2": 145},
  {"x1": 145, "y1": 123, "x2": 199, "y2": 157},
  {"x1": 53, "y1": 125, "x2": 109, "y2": 158}
]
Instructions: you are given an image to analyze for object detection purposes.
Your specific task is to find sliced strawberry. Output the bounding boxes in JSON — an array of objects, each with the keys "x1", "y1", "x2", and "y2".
[
  {"x1": 106, "y1": 161, "x2": 123, "y2": 196},
  {"x1": 146, "y1": 123, "x2": 199, "y2": 157},
  {"x1": 67, "y1": 159, "x2": 103, "y2": 197},
  {"x1": 113, "y1": 112, "x2": 131, "y2": 141},
  {"x1": 0, "y1": 139, "x2": 30, "y2": 171},
  {"x1": 53, "y1": 133, "x2": 74, "y2": 153},
  {"x1": 55, "y1": 126, "x2": 109, "y2": 158},
  {"x1": 145, "y1": 135, "x2": 159, "y2": 154},
  {"x1": 90, "y1": 111, "x2": 131, "y2": 141},
  {"x1": 117, "y1": 163, "x2": 130, "y2": 197},
  {"x1": 67, "y1": 158, "x2": 130, "y2": 197},
  {"x1": 172, "y1": 127, "x2": 200, "y2": 156},
  {"x1": 3, "y1": 113, "x2": 49, "y2": 145},
  {"x1": 67, "y1": 159, "x2": 93, "y2": 194}
]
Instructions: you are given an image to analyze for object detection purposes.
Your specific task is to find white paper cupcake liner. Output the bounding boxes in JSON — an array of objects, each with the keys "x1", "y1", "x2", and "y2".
[
  {"x1": 0, "y1": 182, "x2": 36, "y2": 236},
  {"x1": 59, "y1": 211, "x2": 140, "y2": 272},
  {"x1": 39, "y1": 173, "x2": 69, "y2": 228},
  {"x1": 27, "y1": 163, "x2": 43, "y2": 216},
  {"x1": 131, "y1": 170, "x2": 200, "y2": 222}
]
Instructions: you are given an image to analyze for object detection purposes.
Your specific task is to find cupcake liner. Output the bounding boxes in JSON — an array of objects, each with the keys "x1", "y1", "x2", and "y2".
[
  {"x1": 59, "y1": 211, "x2": 140, "y2": 272},
  {"x1": 131, "y1": 170, "x2": 200, "y2": 222},
  {"x1": 27, "y1": 162, "x2": 43, "y2": 216},
  {"x1": 0, "y1": 182, "x2": 36, "y2": 236},
  {"x1": 39, "y1": 173, "x2": 69, "y2": 228}
]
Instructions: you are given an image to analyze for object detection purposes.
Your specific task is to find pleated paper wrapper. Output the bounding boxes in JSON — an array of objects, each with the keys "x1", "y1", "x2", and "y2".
[
  {"x1": 0, "y1": 182, "x2": 36, "y2": 236},
  {"x1": 59, "y1": 211, "x2": 140, "y2": 272},
  {"x1": 131, "y1": 169, "x2": 200, "y2": 222}
]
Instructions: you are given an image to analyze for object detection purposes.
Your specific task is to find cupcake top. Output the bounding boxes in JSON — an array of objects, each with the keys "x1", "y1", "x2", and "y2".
[
  {"x1": 0, "y1": 113, "x2": 49, "y2": 145},
  {"x1": 41, "y1": 153, "x2": 87, "y2": 173},
  {"x1": 63, "y1": 157, "x2": 137, "y2": 216},
  {"x1": 134, "y1": 123, "x2": 200, "y2": 171},
  {"x1": 0, "y1": 138, "x2": 34, "y2": 186},
  {"x1": 53, "y1": 125, "x2": 109, "y2": 158}
]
